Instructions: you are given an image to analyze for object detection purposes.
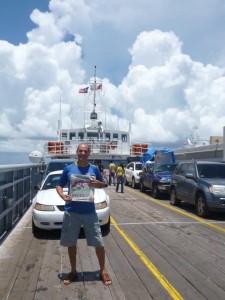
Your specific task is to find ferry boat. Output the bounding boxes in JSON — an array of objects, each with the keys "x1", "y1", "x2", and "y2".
[{"x1": 39, "y1": 66, "x2": 149, "y2": 166}]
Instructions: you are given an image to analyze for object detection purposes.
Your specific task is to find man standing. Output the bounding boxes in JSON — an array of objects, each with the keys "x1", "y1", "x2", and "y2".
[
  {"x1": 108, "y1": 160, "x2": 116, "y2": 186},
  {"x1": 56, "y1": 143, "x2": 112, "y2": 286}
]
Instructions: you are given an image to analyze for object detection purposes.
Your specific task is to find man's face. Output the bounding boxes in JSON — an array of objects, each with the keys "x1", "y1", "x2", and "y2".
[{"x1": 77, "y1": 144, "x2": 90, "y2": 162}]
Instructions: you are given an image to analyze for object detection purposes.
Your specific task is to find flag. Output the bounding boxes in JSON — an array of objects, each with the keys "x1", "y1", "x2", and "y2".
[
  {"x1": 97, "y1": 83, "x2": 102, "y2": 90},
  {"x1": 79, "y1": 87, "x2": 89, "y2": 93}
]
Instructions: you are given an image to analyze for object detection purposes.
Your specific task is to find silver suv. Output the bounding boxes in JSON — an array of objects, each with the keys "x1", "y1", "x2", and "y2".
[
  {"x1": 170, "y1": 160, "x2": 225, "y2": 217},
  {"x1": 125, "y1": 162, "x2": 143, "y2": 189}
]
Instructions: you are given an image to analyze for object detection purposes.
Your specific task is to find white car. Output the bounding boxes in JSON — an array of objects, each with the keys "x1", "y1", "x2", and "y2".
[
  {"x1": 32, "y1": 170, "x2": 110, "y2": 233},
  {"x1": 125, "y1": 162, "x2": 143, "y2": 189}
]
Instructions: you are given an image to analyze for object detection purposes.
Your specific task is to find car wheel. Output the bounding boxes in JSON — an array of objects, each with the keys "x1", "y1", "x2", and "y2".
[
  {"x1": 152, "y1": 184, "x2": 159, "y2": 198},
  {"x1": 196, "y1": 193, "x2": 209, "y2": 218},
  {"x1": 131, "y1": 177, "x2": 136, "y2": 189},
  {"x1": 102, "y1": 217, "x2": 110, "y2": 231},
  {"x1": 170, "y1": 188, "x2": 181, "y2": 206},
  {"x1": 140, "y1": 181, "x2": 146, "y2": 193},
  {"x1": 32, "y1": 219, "x2": 42, "y2": 235},
  {"x1": 124, "y1": 177, "x2": 128, "y2": 186}
]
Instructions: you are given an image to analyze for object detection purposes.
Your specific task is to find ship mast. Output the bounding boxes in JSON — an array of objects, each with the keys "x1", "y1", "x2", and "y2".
[
  {"x1": 93, "y1": 65, "x2": 97, "y2": 112},
  {"x1": 90, "y1": 66, "x2": 98, "y2": 122}
]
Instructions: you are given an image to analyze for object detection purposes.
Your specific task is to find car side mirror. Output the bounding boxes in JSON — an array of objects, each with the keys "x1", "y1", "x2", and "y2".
[
  {"x1": 185, "y1": 173, "x2": 195, "y2": 179},
  {"x1": 129, "y1": 167, "x2": 133, "y2": 171}
]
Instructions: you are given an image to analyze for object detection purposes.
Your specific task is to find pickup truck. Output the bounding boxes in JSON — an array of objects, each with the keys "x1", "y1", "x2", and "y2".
[
  {"x1": 139, "y1": 163, "x2": 177, "y2": 198},
  {"x1": 125, "y1": 162, "x2": 143, "y2": 189}
]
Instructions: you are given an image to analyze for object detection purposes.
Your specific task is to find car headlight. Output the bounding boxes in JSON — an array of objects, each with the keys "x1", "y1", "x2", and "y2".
[
  {"x1": 95, "y1": 201, "x2": 108, "y2": 210},
  {"x1": 34, "y1": 203, "x2": 55, "y2": 211},
  {"x1": 209, "y1": 185, "x2": 225, "y2": 194}
]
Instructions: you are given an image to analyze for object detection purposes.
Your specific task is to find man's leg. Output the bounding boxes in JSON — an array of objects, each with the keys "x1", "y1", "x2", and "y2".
[
  {"x1": 121, "y1": 178, "x2": 124, "y2": 193},
  {"x1": 63, "y1": 245, "x2": 77, "y2": 285},
  {"x1": 112, "y1": 173, "x2": 115, "y2": 185},
  {"x1": 95, "y1": 247, "x2": 112, "y2": 285},
  {"x1": 95, "y1": 246, "x2": 105, "y2": 272},
  {"x1": 68, "y1": 245, "x2": 77, "y2": 273}
]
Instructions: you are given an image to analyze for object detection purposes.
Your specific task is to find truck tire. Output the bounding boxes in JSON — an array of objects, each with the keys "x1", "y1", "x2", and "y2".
[
  {"x1": 140, "y1": 181, "x2": 146, "y2": 193},
  {"x1": 152, "y1": 183, "x2": 159, "y2": 199},
  {"x1": 196, "y1": 193, "x2": 209, "y2": 218},
  {"x1": 170, "y1": 187, "x2": 181, "y2": 206}
]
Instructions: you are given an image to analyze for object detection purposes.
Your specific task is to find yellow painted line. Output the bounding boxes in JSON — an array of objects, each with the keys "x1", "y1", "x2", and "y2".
[
  {"x1": 111, "y1": 215, "x2": 183, "y2": 300},
  {"x1": 129, "y1": 189, "x2": 225, "y2": 234}
]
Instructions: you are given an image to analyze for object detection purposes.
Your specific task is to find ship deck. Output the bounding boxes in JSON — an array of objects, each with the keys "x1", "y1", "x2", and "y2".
[{"x1": 1, "y1": 186, "x2": 225, "y2": 300}]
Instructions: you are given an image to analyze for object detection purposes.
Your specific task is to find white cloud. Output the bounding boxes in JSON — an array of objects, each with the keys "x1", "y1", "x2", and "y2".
[{"x1": 1, "y1": 1, "x2": 225, "y2": 155}]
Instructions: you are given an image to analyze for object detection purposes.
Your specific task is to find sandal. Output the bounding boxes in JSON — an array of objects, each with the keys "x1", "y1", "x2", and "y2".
[
  {"x1": 100, "y1": 272, "x2": 112, "y2": 286},
  {"x1": 63, "y1": 272, "x2": 78, "y2": 285}
]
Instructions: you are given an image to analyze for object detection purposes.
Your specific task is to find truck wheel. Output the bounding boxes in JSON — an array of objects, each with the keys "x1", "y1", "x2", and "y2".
[
  {"x1": 196, "y1": 193, "x2": 209, "y2": 218},
  {"x1": 152, "y1": 184, "x2": 159, "y2": 198},
  {"x1": 170, "y1": 188, "x2": 181, "y2": 206},
  {"x1": 140, "y1": 181, "x2": 146, "y2": 193}
]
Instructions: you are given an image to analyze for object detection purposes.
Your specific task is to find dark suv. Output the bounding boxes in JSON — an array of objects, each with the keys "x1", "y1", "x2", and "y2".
[
  {"x1": 170, "y1": 160, "x2": 225, "y2": 217},
  {"x1": 139, "y1": 163, "x2": 177, "y2": 198}
]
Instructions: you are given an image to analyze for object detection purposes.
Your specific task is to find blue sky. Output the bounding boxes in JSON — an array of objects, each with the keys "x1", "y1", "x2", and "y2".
[
  {"x1": 0, "y1": 1, "x2": 49, "y2": 44},
  {"x1": 1, "y1": 0, "x2": 225, "y2": 161}
]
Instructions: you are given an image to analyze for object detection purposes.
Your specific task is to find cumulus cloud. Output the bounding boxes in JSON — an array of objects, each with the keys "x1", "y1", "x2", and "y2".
[{"x1": 1, "y1": 0, "x2": 225, "y2": 155}]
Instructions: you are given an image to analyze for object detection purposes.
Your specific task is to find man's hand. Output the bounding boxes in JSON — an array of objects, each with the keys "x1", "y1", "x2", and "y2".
[
  {"x1": 56, "y1": 185, "x2": 72, "y2": 202},
  {"x1": 89, "y1": 179, "x2": 104, "y2": 188},
  {"x1": 62, "y1": 194, "x2": 72, "y2": 202}
]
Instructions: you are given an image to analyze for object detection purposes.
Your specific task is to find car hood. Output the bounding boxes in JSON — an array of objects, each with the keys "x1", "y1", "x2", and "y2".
[
  {"x1": 155, "y1": 171, "x2": 173, "y2": 178},
  {"x1": 33, "y1": 188, "x2": 108, "y2": 205},
  {"x1": 199, "y1": 178, "x2": 225, "y2": 185}
]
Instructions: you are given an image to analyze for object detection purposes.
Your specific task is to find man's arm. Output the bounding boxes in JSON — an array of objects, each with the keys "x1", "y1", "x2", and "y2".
[{"x1": 56, "y1": 185, "x2": 72, "y2": 202}]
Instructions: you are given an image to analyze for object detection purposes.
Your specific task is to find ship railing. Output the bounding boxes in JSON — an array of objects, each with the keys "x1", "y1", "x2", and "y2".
[
  {"x1": 43, "y1": 140, "x2": 132, "y2": 156},
  {"x1": 0, "y1": 163, "x2": 44, "y2": 241},
  {"x1": 130, "y1": 143, "x2": 149, "y2": 156}
]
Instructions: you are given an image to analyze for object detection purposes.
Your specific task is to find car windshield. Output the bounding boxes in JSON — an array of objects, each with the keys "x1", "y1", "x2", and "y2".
[
  {"x1": 42, "y1": 174, "x2": 61, "y2": 190},
  {"x1": 135, "y1": 164, "x2": 143, "y2": 170},
  {"x1": 155, "y1": 164, "x2": 177, "y2": 173},
  {"x1": 46, "y1": 161, "x2": 73, "y2": 175},
  {"x1": 197, "y1": 164, "x2": 225, "y2": 178}
]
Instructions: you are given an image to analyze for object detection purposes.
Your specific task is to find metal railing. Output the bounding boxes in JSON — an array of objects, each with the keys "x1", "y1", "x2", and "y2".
[
  {"x1": 174, "y1": 143, "x2": 224, "y2": 162},
  {"x1": 0, "y1": 163, "x2": 44, "y2": 240},
  {"x1": 43, "y1": 140, "x2": 149, "y2": 157}
]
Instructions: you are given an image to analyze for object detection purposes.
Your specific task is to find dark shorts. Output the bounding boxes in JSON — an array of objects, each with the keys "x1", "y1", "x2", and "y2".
[{"x1": 60, "y1": 211, "x2": 104, "y2": 247}]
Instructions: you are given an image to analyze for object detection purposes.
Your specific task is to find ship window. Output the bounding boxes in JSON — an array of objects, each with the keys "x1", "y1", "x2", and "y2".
[
  {"x1": 69, "y1": 132, "x2": 76, "y2": 140},
  {"x1": 113, "y1": 133, "x2": 118, "y2": 140},
  {"x1": 122, "y1": 134, "x2": 127, "y2": 142},
  {"x1": 105, "y1": 133, "x2": 110, "y2": 141},
  {"x1": 78, "y1": 132, "x2": 84, "y2": 140},
  {"x1": 87, "y1": 132, "x2": 98, "y2": 140},
  {"x1": 62, "y1": 133, "x2": 67, "y2": 140}
]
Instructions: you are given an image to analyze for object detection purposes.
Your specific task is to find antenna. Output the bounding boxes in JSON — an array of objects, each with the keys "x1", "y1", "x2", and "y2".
[{"x1": 93, "y1": 65, "x2": 97, "y2": 112}]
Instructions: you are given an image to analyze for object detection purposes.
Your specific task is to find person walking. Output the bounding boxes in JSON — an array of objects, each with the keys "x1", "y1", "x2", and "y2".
[
  {"x1": 116, "y1": 162, "x2": 125, "y2": 193},
  {"x1": 56, "y1": 143, "x2": 112, "y2": 286},
  {"x1": 108, "y1": 160, "x2": 116, "y2": 186}
]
